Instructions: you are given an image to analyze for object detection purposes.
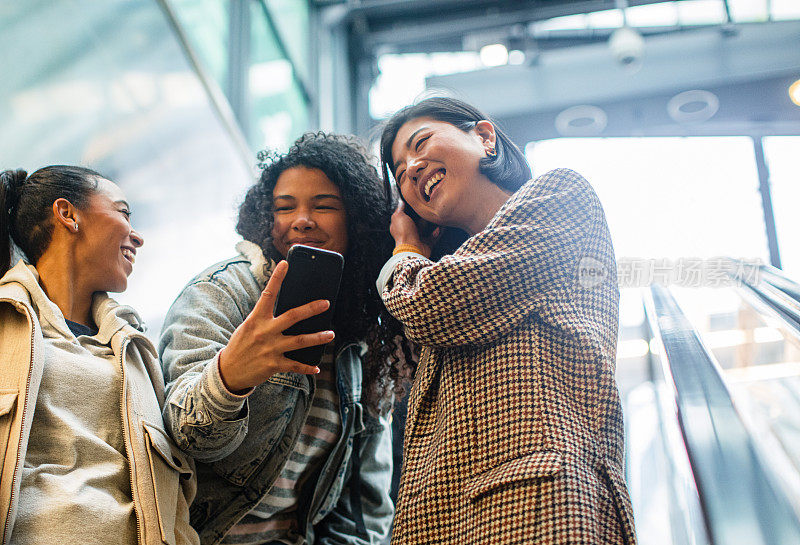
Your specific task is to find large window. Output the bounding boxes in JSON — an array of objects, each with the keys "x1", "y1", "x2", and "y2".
[
  {"x1": 764, "y1": 136, "x2": 800, "y2": 278},
  {"x1": 527, "y1": 137, "x2": 769, "y2": 262},
  {"x1": 169, "y1": 0, "x2": 311, "y2": 152},
  {"x1": 0, "y1": 0, "x2": 255, "y2": 338}
]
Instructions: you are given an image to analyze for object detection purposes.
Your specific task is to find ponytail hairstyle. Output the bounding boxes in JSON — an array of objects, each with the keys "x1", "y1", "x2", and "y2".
[{"x1": 0, "y1": 166, "x2": 102, "y2": 278}]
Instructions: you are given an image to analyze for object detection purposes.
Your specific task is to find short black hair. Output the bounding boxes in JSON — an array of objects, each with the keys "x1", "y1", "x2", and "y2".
[{"x1": 379, "y1": 96, "x2": 531, "y2": 196}]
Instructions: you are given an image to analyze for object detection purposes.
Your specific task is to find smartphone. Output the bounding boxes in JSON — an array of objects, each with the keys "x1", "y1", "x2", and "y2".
[{"x1": 274, "y1": 244, "x2": 344, "y2": 366}]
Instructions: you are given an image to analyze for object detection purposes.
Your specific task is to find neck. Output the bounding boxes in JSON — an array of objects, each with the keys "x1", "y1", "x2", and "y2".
[
  {"x1": 36, "y1": 251, "x2": 94, "y2": 327},
  {"x1": 463, "y1": 180, "x2": 513, "y2": 235}
]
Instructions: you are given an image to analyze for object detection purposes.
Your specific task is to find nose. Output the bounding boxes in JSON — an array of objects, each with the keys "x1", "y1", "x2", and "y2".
[
  {"x1": 290, "y1": 210, "x2": 315, "y2": 231},
  {"x1": 130, "y1": 229, "x2": 144, "y2": 248},
  {"x1": 407, "y1": 157, "x2": 425, "y2": 182}
]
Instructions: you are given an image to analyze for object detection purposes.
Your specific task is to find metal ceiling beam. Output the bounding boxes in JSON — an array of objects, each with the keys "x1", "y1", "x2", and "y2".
[
  {"x1": 360, "y1": 0, "x2": 668, "y2": 50},
  {"x1": 426, "y1": 21, "x2": 800, "y2": 120}
]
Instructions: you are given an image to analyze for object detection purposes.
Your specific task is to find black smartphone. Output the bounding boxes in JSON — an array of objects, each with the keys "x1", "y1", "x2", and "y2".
[{"x1": 274, "y1": 244, "x2": 344, "y2": 366}]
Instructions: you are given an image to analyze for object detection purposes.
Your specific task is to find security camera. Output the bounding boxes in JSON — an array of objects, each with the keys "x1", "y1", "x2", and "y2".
[{"x1": 608, "y1": 26, "x2": 644, "y2": 68}]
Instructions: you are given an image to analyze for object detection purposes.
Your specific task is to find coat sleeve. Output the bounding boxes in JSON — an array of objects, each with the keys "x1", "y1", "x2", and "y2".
[
  {"x1": 158, "y1": 279, "x2": 253, "y2": 462},
  {"x1": 315, "y1": 410, "x2": 394, "y2": 545},
  {"x1": 381, "y1": 168, "x2": 603, "y2": 347}
]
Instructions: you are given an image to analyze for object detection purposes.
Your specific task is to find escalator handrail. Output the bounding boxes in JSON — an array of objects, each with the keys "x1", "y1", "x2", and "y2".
[
  {"x1": 645, "y1": 285, "x2": 800, "y2": 545},
  {"x1": 757, "y1": 263, "x2": 800, "y2": 301},
  {"x1": 724, "y1": 259, "x2": 800, "y2": 336}
]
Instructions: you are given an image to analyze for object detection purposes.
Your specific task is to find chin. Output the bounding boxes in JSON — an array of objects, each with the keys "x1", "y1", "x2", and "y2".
[{"x1": 105, "y1": 274, "x2": 129, "y2": 294}]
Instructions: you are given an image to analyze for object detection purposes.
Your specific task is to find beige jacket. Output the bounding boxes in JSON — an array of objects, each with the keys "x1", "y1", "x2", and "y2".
[{"x1": 0, "y1": 260, "x2": 199, "y2": 545}]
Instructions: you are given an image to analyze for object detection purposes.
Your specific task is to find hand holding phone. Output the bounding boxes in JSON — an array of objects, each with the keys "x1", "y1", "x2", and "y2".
[
  {"x1": 217, "y1": 258, "x2": 336, "y2": 394},
  {"x1": 274, "y1": 245, "x2": 344, "y2": 365}
]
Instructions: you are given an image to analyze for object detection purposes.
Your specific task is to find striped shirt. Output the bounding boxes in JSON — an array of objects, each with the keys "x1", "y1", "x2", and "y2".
[{"x1": 222, "y1": 346, "x2": 341, "y2": 544}]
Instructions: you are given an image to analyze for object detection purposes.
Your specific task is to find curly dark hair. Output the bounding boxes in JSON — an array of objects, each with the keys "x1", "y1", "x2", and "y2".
[{"x1": 237, "y1": 132, "x2": 414, "y2": 413}]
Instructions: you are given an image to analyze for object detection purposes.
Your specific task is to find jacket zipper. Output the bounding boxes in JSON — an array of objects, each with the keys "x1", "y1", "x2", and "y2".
[
  {"x1": 118, "y1": 335, "x2": 144, "y2": 545},
  {"x1": 2, "y1": 305, "x2": 35, "y2": 545}
]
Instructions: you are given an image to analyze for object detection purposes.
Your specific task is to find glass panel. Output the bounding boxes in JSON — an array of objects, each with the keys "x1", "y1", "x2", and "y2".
[
  {"x1": 728, "y1": 0, "x2": 769, "y2": 22},
  {"x1": 263, "y1": 0, "x2": 309, "y2": 81},
  {"x1": 249, "y1": 0, "x2": 308, "y2": 151},
  {"x1": 168, "y1": 0, "x2": 311, "y2": 152},
  {"x1": 0, "y1": 0, "x2": 254, "y2": 338},
  {"x1": 764, "y1": 136, "x2": 800, "y2": 278},
  {"x1": 166, "y1": 0, "x2": 228, "y2": 85},
  {"x1": 370, "y1": 52, "x2": 482, "y2": 119},
  {"x1": 527, "y1": 137, "x2": 769, "y2": 263}
]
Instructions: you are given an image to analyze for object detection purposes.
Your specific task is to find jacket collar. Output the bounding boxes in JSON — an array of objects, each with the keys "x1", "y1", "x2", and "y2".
[
  {"x1": 0, "y1": 259, "x2": 146, "y2": 344},
  {"x1": 236, "y1": 240, "x2": 277, "y2": 289}
]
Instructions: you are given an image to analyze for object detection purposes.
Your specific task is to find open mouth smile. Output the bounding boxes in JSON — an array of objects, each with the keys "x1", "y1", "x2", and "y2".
[
  {"x1": 422, "y1": 169, "x2": 445, "y2": 202},
  {"x1": 121, "y1": 247, "x2": 136, "y2": 265}
]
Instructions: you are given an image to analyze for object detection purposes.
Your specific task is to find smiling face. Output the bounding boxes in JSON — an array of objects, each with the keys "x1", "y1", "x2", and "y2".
[
  {"x1": 391, "y1": 116, "x2": 496, "y2": 231},
  {"x1": 270, "y1": 166, "x2": 348, "y2": 258},
  {"x1": 75, "y1": 178, "x2": 143, "y2": 293}
]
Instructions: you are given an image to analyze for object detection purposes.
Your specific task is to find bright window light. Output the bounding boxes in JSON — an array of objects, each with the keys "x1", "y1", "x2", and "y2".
[
  {"x1": 676, "y1": 0, "x2": 727, "y2": 25},
  {"x1": 587, "y1": 9, "x2": 624, "y2": 29},
  {"x1": 532, "y1": 13, "x2": 588, "y2": 32},
  {"x1": 772, "y1": 0, "x2": 800, "y2": 20},
  {"x1": 526, "y1": 137, "x2": 769, "y2": 262},
  {"x1": 626, "y1": 1, "x2": 679, "y2": 27},
  {"x1": 728, "y1": 0, "x2": 768, "y2": 22},
  {"x1": 479, "y1": 43, "x2": 509, "y2": 67}
]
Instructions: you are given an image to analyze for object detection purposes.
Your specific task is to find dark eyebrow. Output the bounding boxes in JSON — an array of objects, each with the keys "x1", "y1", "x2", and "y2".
[
  {"x1": 393, "y1": 126, "x2": 427, "y2": 173},
  {"x1": 273, "y1": 194, "x2": 342, "y2": 201}
]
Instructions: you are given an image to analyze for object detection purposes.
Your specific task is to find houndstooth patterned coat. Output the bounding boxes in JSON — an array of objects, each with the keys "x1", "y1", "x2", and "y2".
[{"x1": 382, "y1": 169, "x2": 636, "y2": 544}]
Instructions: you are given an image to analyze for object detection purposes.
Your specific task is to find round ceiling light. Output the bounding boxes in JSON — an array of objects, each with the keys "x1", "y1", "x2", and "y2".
[
  {"x1": 555, "y1": 105, "x2": 608, "y2": 136},
  {"x1": 789, "y1": 79, "x2": 800, "y2": 107},
  {"x1": 667, "y1": 90, "x2": 719, "y2": 123}
]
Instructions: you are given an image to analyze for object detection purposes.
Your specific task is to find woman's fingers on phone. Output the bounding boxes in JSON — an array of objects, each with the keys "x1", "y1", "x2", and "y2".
[
  {"x1": 253, "y1": 260, "x2": 288, "y2": 316},
  {"x1": 287, "y1": 330, "x2": 334, "y2": 350},
  {"x1": 276, "y1": 298, "x2": 330, "y2": 328}
]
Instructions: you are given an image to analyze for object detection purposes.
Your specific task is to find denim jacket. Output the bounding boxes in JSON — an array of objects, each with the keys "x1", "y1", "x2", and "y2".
[{"x1": 159, "y1": 242, "x2": 393, "y2": 545}]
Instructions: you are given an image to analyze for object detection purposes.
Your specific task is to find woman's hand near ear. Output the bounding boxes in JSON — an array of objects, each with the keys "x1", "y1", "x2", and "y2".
[{"x1": 390, "y1": 201, "x2": 439, "y2": 259}]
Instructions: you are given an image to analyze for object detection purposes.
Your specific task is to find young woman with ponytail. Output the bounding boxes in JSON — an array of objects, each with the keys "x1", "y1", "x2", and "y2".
[{"x1": 0, "y1": 166, "x2": 199, "y2": 544}]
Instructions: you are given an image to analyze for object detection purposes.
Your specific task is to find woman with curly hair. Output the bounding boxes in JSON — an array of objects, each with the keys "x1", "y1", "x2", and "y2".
[{"x1": 159, "y1": 132, "x2": 411, "y2": 545}]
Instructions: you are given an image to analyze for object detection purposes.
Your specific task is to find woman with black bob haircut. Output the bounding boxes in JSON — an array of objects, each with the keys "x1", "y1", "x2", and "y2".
[
  {"x1": 379, "y1": 96, "x2": 532, "y2": 257},
  {"x1": 160, "y1": 132, "x2": 410, "y2": 545},
  {"x1": 376, "y1": 97, "x2": 636, "y2": 544},
  {"x1": 0, "y1": 166, "x2": 198, "y2": 544}
]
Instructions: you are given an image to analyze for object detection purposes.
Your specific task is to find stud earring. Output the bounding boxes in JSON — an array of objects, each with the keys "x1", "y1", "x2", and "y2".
[{"x1": 73, "y1": 224, "x2": 79, "y2": 232}]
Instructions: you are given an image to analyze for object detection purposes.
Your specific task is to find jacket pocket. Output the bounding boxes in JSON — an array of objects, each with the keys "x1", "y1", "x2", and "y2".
[
  {"x1": 598, "y1": 457, "x2": 637, "y2": 545},
  {"x1": 143, "y1": 422, "x2": 194, "y2": 544},
  {"x1": 0, "y1": 390, "x2": 18, "y2": 472},
  {"x1": 464, "y1": 450, "x2": 563, "y2": 502}
]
